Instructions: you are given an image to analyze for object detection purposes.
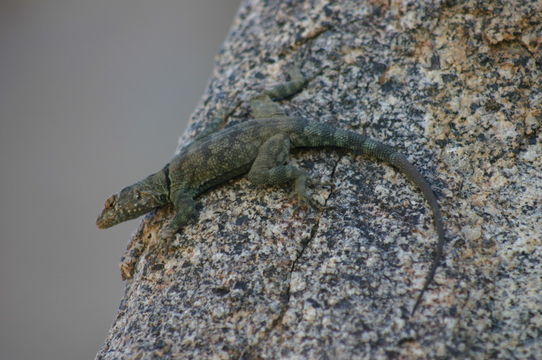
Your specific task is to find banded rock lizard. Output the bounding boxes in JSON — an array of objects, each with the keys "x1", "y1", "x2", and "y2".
[{"x1": 97, "y1": 66, "x2": 445, "y2": 315}]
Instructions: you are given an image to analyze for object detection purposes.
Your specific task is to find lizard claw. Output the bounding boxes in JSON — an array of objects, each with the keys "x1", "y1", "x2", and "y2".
[
  {"x1": 309, "y1": 178, "x2": 333, "y2": 190},
  {"x1": 291, "y1": 191, "x2": 322, "y2": 211}
]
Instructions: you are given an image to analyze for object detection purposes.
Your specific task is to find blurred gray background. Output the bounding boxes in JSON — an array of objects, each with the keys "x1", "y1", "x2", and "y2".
[{"x1": 0, "y1": 1, "x2": 240, "y2": 359}]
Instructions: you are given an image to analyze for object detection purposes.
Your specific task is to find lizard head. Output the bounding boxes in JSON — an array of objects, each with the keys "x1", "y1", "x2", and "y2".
[
  {"x1": 96, "y1": 187, "x2": 157, "y2": 229},
  {"x1": 96, "y1": 170, "x2": 169, "y2": 229}
]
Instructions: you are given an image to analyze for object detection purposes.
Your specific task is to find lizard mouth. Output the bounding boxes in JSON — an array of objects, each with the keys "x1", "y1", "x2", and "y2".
[
  {"x1": 96, "y1": 215, "x2": 113, "y2": 229},
  {"x1": 96, "y1": 218, "x2": 108, "y2": 229},
  {"x1": 96, "y1": 194, "x2": 118, "y2": 229}
]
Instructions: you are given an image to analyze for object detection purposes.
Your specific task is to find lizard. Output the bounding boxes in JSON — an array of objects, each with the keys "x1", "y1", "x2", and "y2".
[{"x1": 96, "y1": 66, "x2": 445, "y2": 315}]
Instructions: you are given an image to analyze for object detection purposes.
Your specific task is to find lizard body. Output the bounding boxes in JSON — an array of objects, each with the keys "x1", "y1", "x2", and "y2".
[{"x1": 97, "y1": 68, "x2": 445, "y2": 315}]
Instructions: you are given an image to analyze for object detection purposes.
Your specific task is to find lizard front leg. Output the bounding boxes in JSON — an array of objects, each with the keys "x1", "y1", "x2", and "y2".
[
  {"x1": 159, "y1": 189, "x2": 199, "y2": 240},
  {"x1": 248, "y1": 133, "x2": 315, "y2": 207}
]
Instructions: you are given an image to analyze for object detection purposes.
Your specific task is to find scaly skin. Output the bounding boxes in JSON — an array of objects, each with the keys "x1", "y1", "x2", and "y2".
[{"x1": 97, "y1": 68, "x2": 445, "y2": 315}]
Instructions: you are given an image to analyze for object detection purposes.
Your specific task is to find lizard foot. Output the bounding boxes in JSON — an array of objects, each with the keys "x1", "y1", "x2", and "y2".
[
  {"x1": 290, "y1": 190, "x2": 322, "y2": 211},
  {"x1": 308, "y1": 178, "x2": 334, "y2": 190}
]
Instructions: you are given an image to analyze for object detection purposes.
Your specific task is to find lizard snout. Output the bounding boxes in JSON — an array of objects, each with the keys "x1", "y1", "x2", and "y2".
[{"x1": 96, "y1": 194, "x2": 119, "y2": 229}]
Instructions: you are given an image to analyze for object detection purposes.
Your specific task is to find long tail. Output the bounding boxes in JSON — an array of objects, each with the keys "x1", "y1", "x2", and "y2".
[
  {"x1": 387, "y1": 151, "x2": 445, "y2": 315},
  {"x1": 295, "y1": 120, "x2": 445, "y2": 315},
  {"x1": 349, "y1": 131, "x2": 445, "y2": 315},
  {"x1": 351, "y1": 135, "x2": 445, "y2": 315}
]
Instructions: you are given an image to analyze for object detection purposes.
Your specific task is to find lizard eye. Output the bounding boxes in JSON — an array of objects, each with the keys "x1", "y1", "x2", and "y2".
[
  {"x1": 105, "y1": 195, "x2": 117, "y2": 208},
  {"x1": 134, "y1": 191, "x2": 141, "y2": 200}
]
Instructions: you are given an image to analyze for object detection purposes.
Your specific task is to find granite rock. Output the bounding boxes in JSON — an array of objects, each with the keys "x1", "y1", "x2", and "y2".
[{"x1": 97, "y1": 1, "x2": 542, "y2": 359}]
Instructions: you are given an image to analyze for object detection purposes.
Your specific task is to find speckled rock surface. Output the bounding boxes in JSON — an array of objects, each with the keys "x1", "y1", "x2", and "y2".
[{"x1": 96, "y1": 1, "x2": 542, "y2": 359}]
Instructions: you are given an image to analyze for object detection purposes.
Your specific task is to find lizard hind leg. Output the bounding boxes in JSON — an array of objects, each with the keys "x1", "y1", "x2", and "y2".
[
  {"x1": 250, "y1": 94, "x2": 287, "y2": 119},
  {"x1": 263, "y1": 65, "x2": 307, "y2": 101},
  {"x1": 248, "y1": 134, "x2": 315, "y2": 207},
  {"x1": 250, "y1": 64, "x2": 309, "y2": 119}
]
